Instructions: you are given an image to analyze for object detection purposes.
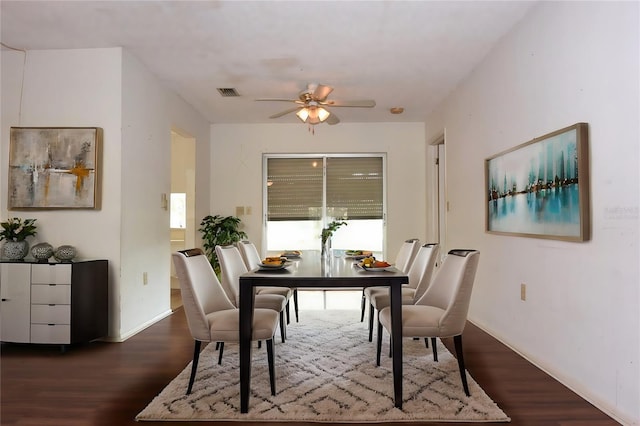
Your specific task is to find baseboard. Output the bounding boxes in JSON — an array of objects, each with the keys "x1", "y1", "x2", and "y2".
[
  {"x1": 101, "y1": 309, "x2": 174, "y2": 343},
  {"x1": 469, "y1": 318, "x2": 635, "y2": 426}
]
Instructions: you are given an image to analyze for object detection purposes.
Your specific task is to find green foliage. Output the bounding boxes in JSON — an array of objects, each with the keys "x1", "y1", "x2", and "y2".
[
  {"x1": 321, "y1": 220, "x2": 347, "y2": 244},
  {"x1": 0, "y1": 218, "x2": 37, "y2": 242},
  {"x1": 198, "y1": 215, "x2": 247, "y2": 274}
]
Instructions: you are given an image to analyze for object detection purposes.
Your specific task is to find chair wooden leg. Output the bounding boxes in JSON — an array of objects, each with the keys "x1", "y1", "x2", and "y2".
[
  {"x1": 218, "y1": 342, "x2": 225, "y2": 365},
  {"x1": 453, "y1": 335, "x2": 470, "y2": 396},
  {"x1": 423, "y1": 338, "x2": 429, "y2": 348},
  {"x1": 431, "y1": 337, "x2": 438, "y2": 361},
  {"x1": 279, "y1": 312, "x2": 286, "y2": 343},
  {"x1": 215, "y1": 341, "x2": 220, "y2": 350},
  {"x1": 186, "y1": 340, "x2": 201, "y2": 395},
  {"x1": 293, "y1": 288, "x2": 299, "y2": 322},
  {"x1": 368, "y1": 304, "x2": 375, "y2": 342},
  {"x1": 267, "y1": 338, "x2": 276, "y2": 396},
  {"x1": 285, "y1": 300, "x2": 291, "y2": 324},
  {"x1": 360, "y1": 289, "x2": 366, "y2": 322},
  {"x1": 376, "y1": 320, "x2": 383, "y2": 366}
]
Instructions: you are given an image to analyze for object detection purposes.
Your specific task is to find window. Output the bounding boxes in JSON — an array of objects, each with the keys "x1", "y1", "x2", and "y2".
[
  {"x1": 170, "y1": 193, "x2": 186, "y2": 229},
  {"x1": 264, "y1": 154, "x2": 385, "y2": 253}
]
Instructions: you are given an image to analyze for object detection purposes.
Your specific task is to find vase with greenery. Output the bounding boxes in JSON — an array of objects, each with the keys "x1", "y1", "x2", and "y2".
[
  {"x1": 321, "y1": 220, "x2": 347, "y2": 257},
  {"x1": 199, "y1": 215, "x2": 247, "y2": 274},
  {"x1": 0, "y1": 217, "x2": 38, "y2": 260}
]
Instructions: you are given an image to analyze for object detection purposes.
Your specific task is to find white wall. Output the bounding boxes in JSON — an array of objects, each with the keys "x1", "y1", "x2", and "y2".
[
  {"x1": 119, "y1": 50, "x2": 174, "y2": 337},
  {"x1": 210, "y1": 122, "x2": 428, "y2": 258},
  {"x1": 425, "y1": 2, "x2": 639, "y2": 424},
  {"x1": 118, "y1": 50, "x2": 211, "y2": 339},
  {"x1": 1, "y1": 47, "x2": 124, "y2": 336},
  {"x1": 1, "y1": 47, "x2": 211, "y2": 341}
]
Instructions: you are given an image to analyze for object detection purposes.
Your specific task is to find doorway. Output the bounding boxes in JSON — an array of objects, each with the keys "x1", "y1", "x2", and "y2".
[
  {"x1": 435, "y1": 135, "x2": 446, "y2": 257},
  {"x1": 170, "y1": 129, "x2": 196, "y2": 310}
]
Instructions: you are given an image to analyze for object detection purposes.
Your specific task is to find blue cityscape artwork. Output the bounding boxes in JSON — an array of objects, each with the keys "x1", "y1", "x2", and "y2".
[{"x1": 486, "y1": 126, "x2": 584, "y2": 239}]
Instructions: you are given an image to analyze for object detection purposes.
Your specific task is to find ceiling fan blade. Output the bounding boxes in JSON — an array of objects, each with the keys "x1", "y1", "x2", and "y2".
[
  {"x1": 326, "y1": 112, "x2": 340, "y2": 125},
  {"x1": 323, "y1": 99, "x2": 376, "y2": 108},
  {"x1": 313, "y1": 84, "x2": 333, "y2": 101},
  {"x1": 269, "y1": 106, "x2": 301, "y2": 119},
  {"x1": 255, "y1": 98, "x2": 301, "y2": 103}
]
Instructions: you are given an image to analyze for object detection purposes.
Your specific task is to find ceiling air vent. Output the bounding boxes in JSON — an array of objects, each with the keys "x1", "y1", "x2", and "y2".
[{"x1": 217, "y1": 88, "x2": 240, "y2": 97}]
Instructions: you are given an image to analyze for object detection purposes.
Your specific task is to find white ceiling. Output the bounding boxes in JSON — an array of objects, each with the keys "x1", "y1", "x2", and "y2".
[{"x1": 0, "y1": 1, "x2": 536, "y2": 125}]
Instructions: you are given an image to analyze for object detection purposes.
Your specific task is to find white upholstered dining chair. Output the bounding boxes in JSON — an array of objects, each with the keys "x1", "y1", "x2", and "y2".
[
  {"x1": 376, "y1": 249, "x2": 480, "y2": 396},
  {"x1": 237, "y1": 240, "x2": 262, "y2": 270},
  {"x1": 171, "y1": 248, "x2": 279, "y2": 395},
  {"x1": 237, "y1": 240, "x2": 297, "y2": 324},
  {"x1": 216, "y1": 244, "x2": 288, "y2": 342},
  {"x1": 367, "y1": 243, "x2": 439, "y2": 341},
  {"x1": 360, "y1": 238, "x2": 421, "y2": 324}
]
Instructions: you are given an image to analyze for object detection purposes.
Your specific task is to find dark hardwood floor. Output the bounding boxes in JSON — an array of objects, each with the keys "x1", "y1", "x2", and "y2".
[
  {"x1": 170, "y1": 287, "x2": 182, "y2": 311},
  {"x1": 1, "y1": 305, "x2": 620, "y2": 426}
]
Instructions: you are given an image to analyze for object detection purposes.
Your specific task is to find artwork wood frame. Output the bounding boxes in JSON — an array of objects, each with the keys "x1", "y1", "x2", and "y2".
[
  {"x1": 485, "y1": 123, "x2": 590, "y2": 242},
  {"x1": 8, "y1": 127, "x2": 102, "y2": 210}
]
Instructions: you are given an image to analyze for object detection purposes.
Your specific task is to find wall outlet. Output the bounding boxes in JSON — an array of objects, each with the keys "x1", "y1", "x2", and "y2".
[
  {"x1": 520, "y1": 283, "x2": 526, "y2": 301},
  {"x1": 245, "y1": 206, "x2": 252, "y2": 215},
  {"x1": 143, "y1": 272, "x2": 148, "y2": 285},
  {"x1": 235, "y1": 206, "x2": 244, "y2": 216}
]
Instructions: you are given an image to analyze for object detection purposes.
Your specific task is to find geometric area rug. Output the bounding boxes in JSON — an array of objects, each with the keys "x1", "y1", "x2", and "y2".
[{"x1": 136, "y1": 310, "x2": 510, "y2": 423}]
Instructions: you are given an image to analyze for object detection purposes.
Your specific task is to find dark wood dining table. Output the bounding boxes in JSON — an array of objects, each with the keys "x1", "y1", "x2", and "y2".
[{"x1": 238, "y1": 251, "x2": 409, "y2": 413}]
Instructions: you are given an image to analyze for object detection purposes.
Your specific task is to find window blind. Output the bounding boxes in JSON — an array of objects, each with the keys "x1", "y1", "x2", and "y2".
[
  {"x1": 267, "y1": 157, "x2": 323, "y2": 220},
  {"x1": 326, "y1": 157, "x2": 383, "y2": 220},
  {"x1": 267, "y1": 156, "x2": 383, "y2": 221}
]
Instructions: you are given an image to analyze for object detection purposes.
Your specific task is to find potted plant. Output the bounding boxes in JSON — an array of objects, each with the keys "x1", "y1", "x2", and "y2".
[
  {"x1": 0, "y1": 217, "x2": 38, "y2": 260},
  {"x1": 199, "y1": 215, "x2": 247, "y2": 274}
]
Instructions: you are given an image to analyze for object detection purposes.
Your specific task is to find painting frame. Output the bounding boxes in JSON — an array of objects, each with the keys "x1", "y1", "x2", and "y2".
[
  {"x1": 485, "y1": 123, "x2": 590, "y2": 242},
  {"x1": 8, "y1": 127, "x2": 102, "y2": 210}
]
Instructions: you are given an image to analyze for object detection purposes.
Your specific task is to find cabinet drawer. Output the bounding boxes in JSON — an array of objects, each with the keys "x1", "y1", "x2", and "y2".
[
  {"x1": 31, "y1": 304, "x2": 70, "y2": 324},
  {"x1": 30, "y1": 324, "x2": 70, "y2": 344},
  {"x1": 31, "y1": 284, "x2": 71, "y2": 304},
  {"x1": 31, "y1": 264, "x2": 72, "y2": 285}
]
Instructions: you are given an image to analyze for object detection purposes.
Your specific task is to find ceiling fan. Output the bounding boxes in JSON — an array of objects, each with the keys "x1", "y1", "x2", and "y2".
[{"x1": 255, "y1": 83, "x2": 376, "y2": 126}]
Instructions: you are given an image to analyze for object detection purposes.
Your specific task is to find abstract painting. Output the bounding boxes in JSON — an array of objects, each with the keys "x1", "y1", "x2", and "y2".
[
  {"x1": 485, "y1": 123, "x2": 590, "y2": 241},
  {"x1": 8, "y1": 127, "x2": 102, "y2": 209}
]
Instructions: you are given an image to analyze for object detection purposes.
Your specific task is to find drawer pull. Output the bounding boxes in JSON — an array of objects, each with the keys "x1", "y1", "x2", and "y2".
[
  {"x1": 49, "y1": 304, "x2": 56, "y2": 306},
  {"x1": 48, "y1": 324, "x2": 55, "y2": 326},
  {"x1": 48, "y1": 284, "x2": 57, "y2": 286}
]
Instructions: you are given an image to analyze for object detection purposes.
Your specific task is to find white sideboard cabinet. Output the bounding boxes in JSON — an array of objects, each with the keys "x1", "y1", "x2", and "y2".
[{"x1": 0, "y1": 260, "x2": 108, "y2": 346}]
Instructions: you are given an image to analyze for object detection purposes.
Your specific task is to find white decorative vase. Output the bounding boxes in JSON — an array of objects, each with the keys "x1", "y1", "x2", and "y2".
[
  {"x1": 54, "y1": 245, "x2": 77, "y2": 262},
  {"x1": 2, "y1": 240, "x2": 29, "y2": 260},
  {"x1": 31, "y1": 242, "x2": 54, "y2": 262}
]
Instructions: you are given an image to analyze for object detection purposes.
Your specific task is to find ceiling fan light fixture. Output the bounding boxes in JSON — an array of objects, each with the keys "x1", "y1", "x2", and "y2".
[
  {"x1": 296, "y1": 108, "x2": 310, "y2": 122},
  {"x1": 296, "y1": 106, "x2": 330, "y2": 124},
  {"x1": 317, "y1": 107, "x2": 330, "y2": 122}
]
